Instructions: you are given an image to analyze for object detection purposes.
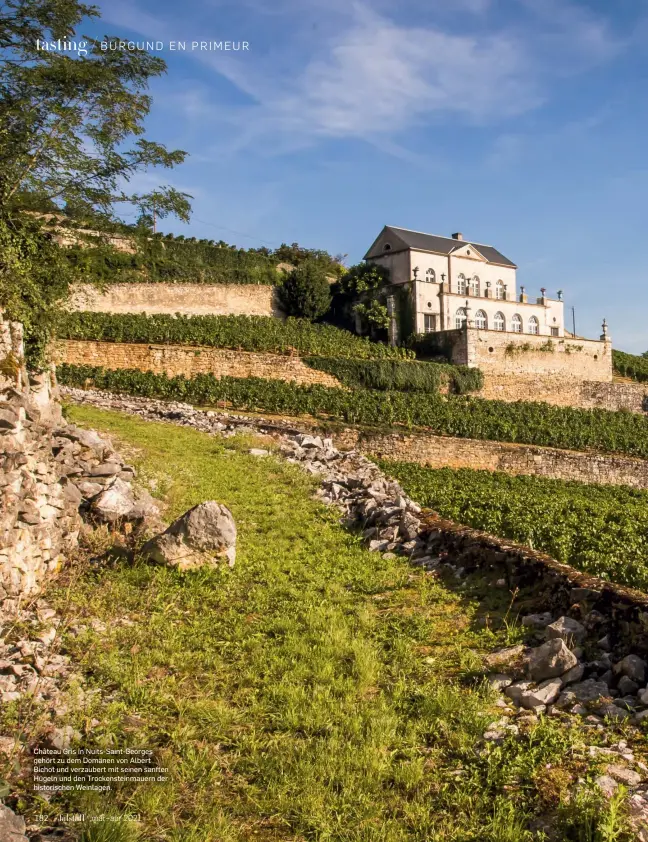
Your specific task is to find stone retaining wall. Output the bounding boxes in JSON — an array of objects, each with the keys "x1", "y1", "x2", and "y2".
[
  {"x1": 54, "y1": 341, "x2": 648, "y2": 488},
  {"x1": 462, "y1": 329, "x2": 613, "y2": 380},
  {"x1": 326, "y1": 427, "x2": 648, "y2": 489},
  {"x1": 479, "y1": 373, "x2": 648, "y2": 413},
  {"x1": 421, "y1": 514, "x2": 648, "y2": 656},
  {"x1": 67, "y1": 282, "x2": 281, "y2": 317},
  {"x1": 53, "y1": 340, "x2": 344, "y2": 389}
]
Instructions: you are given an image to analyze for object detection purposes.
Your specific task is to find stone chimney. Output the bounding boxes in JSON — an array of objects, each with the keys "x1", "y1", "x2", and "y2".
[{"x1": 452, "y1": 232, "x2": 463, "y2": 241}]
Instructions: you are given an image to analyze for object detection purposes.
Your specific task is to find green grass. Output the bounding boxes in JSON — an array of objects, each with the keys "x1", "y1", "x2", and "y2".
[
  {"x1": 6, "y1": 406, "x2": 637, "y2": 841},
  {"x1": 376, "y1": 462, "x2": 648, "y2": 592}
]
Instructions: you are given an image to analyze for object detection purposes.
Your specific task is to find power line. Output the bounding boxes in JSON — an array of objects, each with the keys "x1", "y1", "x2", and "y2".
[{"x1": 192, "y1": 217, "x2": 281, "y2": 249}]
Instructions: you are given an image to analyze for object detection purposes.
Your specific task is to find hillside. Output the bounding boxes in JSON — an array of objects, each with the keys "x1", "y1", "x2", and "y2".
[
  {"x1": 6, "y1": 402, "x2": 638, "y2": 841},
  {"x1": 26, "y1": 211, "x2": 346, "y2": 286}
]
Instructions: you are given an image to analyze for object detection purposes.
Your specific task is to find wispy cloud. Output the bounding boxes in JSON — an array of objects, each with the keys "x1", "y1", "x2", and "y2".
[{"x1": 96, "y1": 0, "x2": 626, "y2": 160}]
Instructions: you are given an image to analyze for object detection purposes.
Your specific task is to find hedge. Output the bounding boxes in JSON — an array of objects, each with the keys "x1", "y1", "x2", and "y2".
[
  {"x1": 58, "y1": 364, "x2": 648, "y2": 459},
  {"x1": 56, "y1": 312, "x2": 414, "y2": 360},
  {"x1": 613, "y1": 349, "x2": 648, "y2": 383},
  {"x1": 302, "y1": 357, "x2": 483, "y2": 394}
]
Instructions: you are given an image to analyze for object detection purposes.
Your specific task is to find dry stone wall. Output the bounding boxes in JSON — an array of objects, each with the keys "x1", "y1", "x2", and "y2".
[
  {"x1": 54, "y1": 339, "x2": 344, "y2": 388},
  {"x1": 479, "y1": 373, "x2": 648, "y2": 413},
  {"x1": 324, "y1": 426, "x2": 648, "y2": 490},
  {"x1": 56, "y1": 386, "x2": 648, "y2": 669},
  {"x1": 0, "y1": 315, "x2": 159, "y2": 597},
  {"x1": 67, "y1": 282, "x2": 281, "y2": 317},
  {"x1": 8, "y1": 384, "x2": 648, "y2": 838}
]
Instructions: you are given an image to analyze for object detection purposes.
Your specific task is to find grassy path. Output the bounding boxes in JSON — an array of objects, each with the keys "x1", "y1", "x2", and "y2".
[{"x1": 23, "y1": 405, "x2": 633, "y2": 841}]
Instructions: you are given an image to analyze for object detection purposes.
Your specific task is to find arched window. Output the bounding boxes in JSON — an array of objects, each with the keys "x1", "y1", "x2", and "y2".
[
  {"x1": 455, "y1": 308, "x2": 468, "y2": 330},
  {"x1": 474, "y1": 310, "x2": 487, "y2": 330},
  {"x1": 426, "y1": 268, "x2": 436, "y2": 282},
  {"x1": 470, "y1": 275, "x2": 480, "y2": 296},
  {"x1": 528, "y1": 316, "x2": 539, "y2": 335},
  {"x1": 493, "y1": 312, "x2": 506, "y2": 332},
  {"x1": 495, "y1": 280, "x2": 505, "y2": 300},
  {"x1": 457, "y1": 273, "x2": 467, "y2": 295},
  {"x1": 511, "y1": 314, "x2": 523, "y2": 333}
]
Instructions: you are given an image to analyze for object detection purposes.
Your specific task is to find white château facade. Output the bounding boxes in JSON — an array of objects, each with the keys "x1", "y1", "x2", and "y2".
[{"x1": 364, "y1": 226, "x2": 566, "y2": 338}]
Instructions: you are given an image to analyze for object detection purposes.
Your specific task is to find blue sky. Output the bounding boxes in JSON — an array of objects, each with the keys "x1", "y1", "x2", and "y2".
[{"x1": 84, "y1": 0, "x2": 648, "y2": 351}]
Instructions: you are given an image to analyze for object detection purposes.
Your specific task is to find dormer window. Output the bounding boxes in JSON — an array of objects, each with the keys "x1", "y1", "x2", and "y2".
[{"x1": 383, "y1": 243, "x2": 392, "y2": 251}]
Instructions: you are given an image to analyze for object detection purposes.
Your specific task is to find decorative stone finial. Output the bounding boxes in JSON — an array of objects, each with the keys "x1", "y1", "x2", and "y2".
[
  {"x1": 540, "y1": 287, "x2": 546, "y2": 297},
  {"x1": 412, "y1": 266, "x2": 419, "y2": 280},
  {"x1": 600, "y1": 318, "x2": 610, "y2": 341},
  {"x1": 557, "y1": 289, "x2": 563, "y2": 301}
]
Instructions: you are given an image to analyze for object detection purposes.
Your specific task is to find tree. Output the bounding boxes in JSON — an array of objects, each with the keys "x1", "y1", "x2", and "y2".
[
  {"x1": 278, "y1": 261, "x2": 332, "y2": 321},
  {"x1": 0, "y1": 0, "x2": 190, "y2": 217},
  {"x1": 332, "y1": 262, "x2": 391, "y2": 334},
  {"x1": 0, "y1": 214, "x2": 74, "y2": 367},
  {"x1": 0, "y1": 0, "x2": 192, "y2": 366},
  {"x1": 132, "y1": 188, "x2": 192, "y2": 233},
  {"x1": 337, "y1": 262, "x2": 389, "y2": 298}
]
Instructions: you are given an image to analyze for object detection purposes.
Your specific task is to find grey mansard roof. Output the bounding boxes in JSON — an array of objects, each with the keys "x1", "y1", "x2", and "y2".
[{"x1": 364, "y1": 226, "x2": 517, "y2": 268}]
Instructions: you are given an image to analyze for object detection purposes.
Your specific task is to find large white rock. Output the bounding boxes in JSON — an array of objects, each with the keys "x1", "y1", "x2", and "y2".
[
  {"x1": 142, "y1": 501, "x2": 237, "y2": 571},
  {"x1": 519, "y1": 678, "x2": 562, "y2": 709},
  {"x1": 528, "y1": 639, "x2": 578, "y2": 682},
  {"x1": 91, "y1": 478, "x2": 135, "y2": 522},
  {"x1": 545, "y1": 616, "x2": 586, "y2": 645}
]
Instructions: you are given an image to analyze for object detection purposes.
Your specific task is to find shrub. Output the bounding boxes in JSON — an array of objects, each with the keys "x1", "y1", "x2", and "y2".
[
  {"x1": 57, "y1": 364, "x2": 648, "y2": 460},
  {"x1": 277, "y1": 261, "x2": 332, "y2": 320},
  {"x1": 56, "y1": 312, "x2": 415, "y2": 359},
  {"x1": 303, "y1": 357, "x2": 483, "y2": 394}
]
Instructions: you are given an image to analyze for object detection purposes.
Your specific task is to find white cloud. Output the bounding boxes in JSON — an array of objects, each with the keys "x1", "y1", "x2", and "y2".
[
  {"x1": 96, "y1": 0, "x2": 625, "y2": 159},
  {"x1": 293, "y1": 14, "x2": 535, "y2": 134}
]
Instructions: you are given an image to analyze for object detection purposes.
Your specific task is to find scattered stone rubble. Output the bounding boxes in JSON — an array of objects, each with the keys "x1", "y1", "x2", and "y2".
[
  {"x1": 0, "y1": 802, "x2": 28, "y2": 841},
  {"x1": 0, "y1": 322, "x2": 162, "y2": 838},
  {"x1": 1, "y1": 352, "x2": 159, "y2": 598}
]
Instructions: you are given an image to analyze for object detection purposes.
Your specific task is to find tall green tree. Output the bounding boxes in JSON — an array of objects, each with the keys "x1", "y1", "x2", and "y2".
[
  {"x1": 0, "y1": 0, "x2": 192, "y2": 366},
  {"x1": 332, "y1": 262, "x2": 391, "y2": 334},
  {"x1": 278, "y1": 261, "x2": 332, "y2": 321}
]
